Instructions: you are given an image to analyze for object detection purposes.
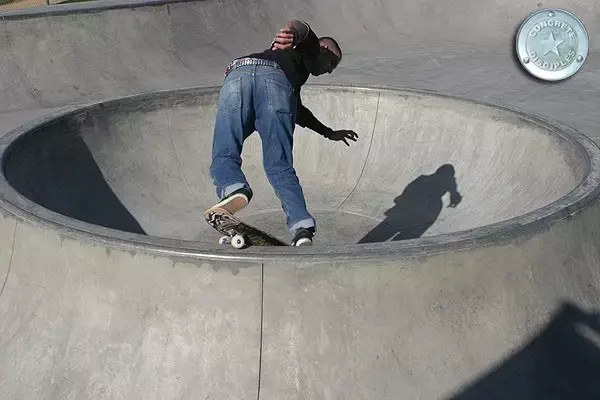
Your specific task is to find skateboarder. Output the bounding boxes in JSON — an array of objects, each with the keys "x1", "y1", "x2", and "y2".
[{"x1": 206, "y1": 20, "x2": 357, "y2": 246}]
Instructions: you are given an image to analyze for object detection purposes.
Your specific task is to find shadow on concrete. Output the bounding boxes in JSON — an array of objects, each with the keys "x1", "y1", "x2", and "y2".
[
  {"x1": 4, "y1": 117, "x2": 146, "y2": 235},
  {"x1": 358, "y1": 164, "x2": 462, "y2": 243},
  {"x1": 448, "y1": 302, "x2": 600, "y2": 399}
]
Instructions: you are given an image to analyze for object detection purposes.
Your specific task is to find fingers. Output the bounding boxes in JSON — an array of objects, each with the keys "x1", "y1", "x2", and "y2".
[
  {"x1": 344, "y1": 131, "x2": 358, "y2": 142},
  {"x1": 272, "y1": 38, "x2": 293, "y2": 50},
  {"x1": 326, "y1": 130, "x2": 360, "y2": 146},
  {"x1": 275, "y1": 33, "x2": 294, "y2": 43},
  {"x1": 272, "y1": 29, "x2": 294, "y2": 50},
  {"x1": 276, "y1": 29, "x2": 294, "y2": 38}
]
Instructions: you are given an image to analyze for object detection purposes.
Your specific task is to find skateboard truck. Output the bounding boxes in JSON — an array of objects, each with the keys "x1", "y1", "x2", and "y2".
[
  {"x1": 205, "y1": 208, "x2": 288, "y2": 249},
  {"x1": 218, "y1": 233, "x2": 247, "y2": 249}
]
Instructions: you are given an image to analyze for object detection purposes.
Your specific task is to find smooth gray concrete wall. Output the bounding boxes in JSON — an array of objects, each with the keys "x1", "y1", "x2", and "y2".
[
  {"x1": 1, "y1": 86, "x2": 587, "y2": 245},
  {"x1": 0, "y1": 0, "x2": 599, "y2": 399},
  {"x1": 261, "y1": 199, "x2": 600, "y2": 399},
  {"x1": 0, "y1": 211, "x2": 263, "y2": 400},
  {"x1": 0, "y1": 83, "x2": 599, "y2": 398},
  {"x1": 0, "y1": 0, "x2": 598, "y2": 143},
  {"x1": 0, "y1": 186, "x2": 599, "y2": 399}
]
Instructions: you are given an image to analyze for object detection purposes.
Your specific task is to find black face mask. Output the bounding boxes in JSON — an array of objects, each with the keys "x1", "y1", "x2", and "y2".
[{"x1": 314, "y1": 47, "x2": 340, "y2": 75}]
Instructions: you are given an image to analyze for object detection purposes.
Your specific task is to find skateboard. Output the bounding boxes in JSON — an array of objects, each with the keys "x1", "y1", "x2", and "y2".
[{"x1": 204, "y1": 207, "x2": 288, "y2": 248}]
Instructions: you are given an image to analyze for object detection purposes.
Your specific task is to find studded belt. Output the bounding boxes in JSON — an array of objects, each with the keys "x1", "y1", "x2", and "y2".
[{"x1": 224, "y1": 58, "x2": 281, "y2": 78}]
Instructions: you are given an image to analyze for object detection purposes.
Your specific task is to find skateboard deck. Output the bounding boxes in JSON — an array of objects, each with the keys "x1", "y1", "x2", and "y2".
[{"x1": 205, "y1": 207, "x2": 288, "y2": 248}]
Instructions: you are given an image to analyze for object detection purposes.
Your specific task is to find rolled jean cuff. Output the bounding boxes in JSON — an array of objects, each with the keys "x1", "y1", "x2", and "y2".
[
  {"x1": 289, "y1": 218, "x2": 316, "y2": 233},
  {"x1": 221, "y1": 182, "x2": 248, "y2": 199}
]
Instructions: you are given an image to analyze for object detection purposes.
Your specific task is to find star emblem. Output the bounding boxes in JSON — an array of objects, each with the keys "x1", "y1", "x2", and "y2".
[{"x1": 540, "y1": 32, "x2": 564, "y2": 56}]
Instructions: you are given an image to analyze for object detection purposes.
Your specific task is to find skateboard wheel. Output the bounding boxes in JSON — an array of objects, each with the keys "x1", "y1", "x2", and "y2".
[
  {"x1": 231, "y1": 234, "x2": 246, "y2": 249},
  {"x1": 219, "y1": 236, "x2": 231, "y2": 245}
]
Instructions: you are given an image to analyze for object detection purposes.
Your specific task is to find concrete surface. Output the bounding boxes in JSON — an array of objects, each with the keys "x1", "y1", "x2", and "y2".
[
  {"x1": 0, "y1": 86, "x2": 588, "y2": 246},
  {"x1": 0, "y1": 0, "x2": 599, "y2": 399}
]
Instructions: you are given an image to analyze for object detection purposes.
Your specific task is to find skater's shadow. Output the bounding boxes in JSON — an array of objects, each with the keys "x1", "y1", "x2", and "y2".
[{"x1": 358, "y1": 164, "x2": 462, "y2": 243}]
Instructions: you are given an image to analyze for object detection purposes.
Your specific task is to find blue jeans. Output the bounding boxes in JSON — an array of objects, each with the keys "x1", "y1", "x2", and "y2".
[{"x1": 210, "y1": 64, "x2": 316, "y2": 233}]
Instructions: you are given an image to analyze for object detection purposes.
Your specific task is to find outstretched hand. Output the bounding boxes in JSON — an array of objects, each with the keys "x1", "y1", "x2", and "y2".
[
  {"x1": 448, "y1": 192, "x2": 463, "y2": 208},
  {"x1": 271, "y1": 28, "x2": 295, "y2": 50},
  {"x1": 325, "y1": 129, "x2": 359, "y2": 146}
]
